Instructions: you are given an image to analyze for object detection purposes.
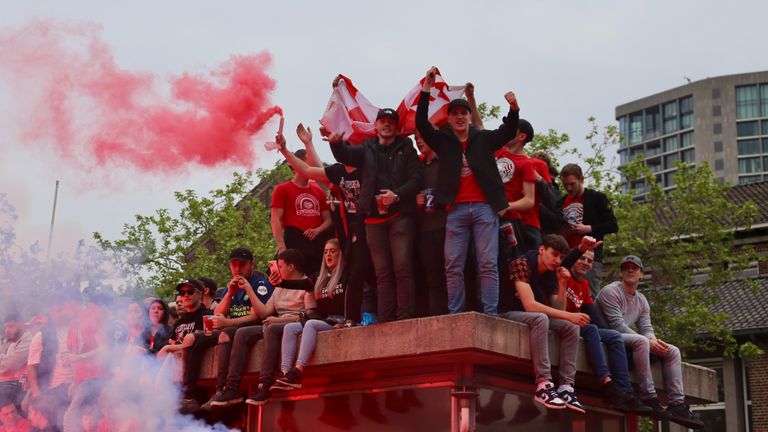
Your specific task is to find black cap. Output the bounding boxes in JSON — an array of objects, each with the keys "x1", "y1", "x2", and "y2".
[
  {"x1": 376, "y1": 108, "x2": 399, "y2": 123},
  {"x1": 447, "y1": 98, "x2": 471, "y2": 114},
  {"x1": 198, "y1": 277, "x2": 217, "y2": 294},
  {"x1": 229, "y1": 247, "x2": 254, "y2": 261},
  {"x1": 175, "y1": 279, "x2": 204, "y2": 293},
  {"x1": 518, "y1": 119, "x2": 534, "y2": 143}
]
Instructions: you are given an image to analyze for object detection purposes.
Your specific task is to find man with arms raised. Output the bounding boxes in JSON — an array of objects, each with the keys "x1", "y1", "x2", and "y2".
[
  {"x1": 416, "y1": 67, "x2": 522, "y2": 316},
  {"x1": 597, "y1": 256, "x2": 703, "y2": 429}
]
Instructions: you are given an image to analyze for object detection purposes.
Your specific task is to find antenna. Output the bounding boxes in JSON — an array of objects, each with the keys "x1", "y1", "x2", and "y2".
[
  {"x1": 684, "y1": 76, "x2": 692, "y2": 84},
  {"x1": 46, "y1": 180, "x2": 60, "y2": 261}
]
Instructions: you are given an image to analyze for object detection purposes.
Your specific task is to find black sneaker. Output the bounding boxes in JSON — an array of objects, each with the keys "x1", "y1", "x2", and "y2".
[
  {"x1": 558, "y1": 389, "x2": 586, "y2": 414},
  {"x1": 178, "y1": 397, "x2": 200, "y2": 415},
  {"x1": 533, "y1": 381, "x2": 566, "y2": 410},
  {"x1": 602, "y1": 381, "x2": 653, "y2": 415},
  {"x1": 274, "y1": 367, "x2": 303, "y2": 390},
  {"x1": 667, "y1": 402, "x2": 704, "y2": 429},
  {"x1": 641, "y1": 397, "x2": 670, "y2": 420},
  {"x1": 245, "y1": 385, "x2": 272, "y2": 406},
  {"x1": 200, "y1": 389, "x2": 222, "y2": 410},
  {"x1": 209, "y1": 387, "x2": 243, "y2": 407}
]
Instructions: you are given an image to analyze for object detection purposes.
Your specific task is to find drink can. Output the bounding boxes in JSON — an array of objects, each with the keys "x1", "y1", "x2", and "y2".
[
  {"x1": 375, "y1": 194, "x2": 388, "y2": 215},
  {"x1": 500, "y1": 221, "x2": 518, "y2": 247},
  {"x1": 203, "y1": 315, "x2": 214, "y2": 336},
  {"x1": 424, "y1": 188, "x2": 436, "y2": 213}
]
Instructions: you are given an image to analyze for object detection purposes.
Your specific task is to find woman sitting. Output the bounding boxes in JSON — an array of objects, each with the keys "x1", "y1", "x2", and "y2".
[{"x1": 274, "y1": 238, "x2": 349, "y2": 390}]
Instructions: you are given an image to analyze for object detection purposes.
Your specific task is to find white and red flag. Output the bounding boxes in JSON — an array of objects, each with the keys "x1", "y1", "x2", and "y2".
[
  {"x1": 397, "y1": 68, "x2": 465, "y2": 136},
  {"x1": 319, "y1": 75, "x2": 379, "y2": 144},
  {"x1": 319, "y1": 70, "x2": 465, "y2": 143}
]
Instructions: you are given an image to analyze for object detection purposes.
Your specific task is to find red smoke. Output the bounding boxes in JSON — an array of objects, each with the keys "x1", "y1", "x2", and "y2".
[{"x1": 0, "y1": 20, "x2": 281, "y2": 173}]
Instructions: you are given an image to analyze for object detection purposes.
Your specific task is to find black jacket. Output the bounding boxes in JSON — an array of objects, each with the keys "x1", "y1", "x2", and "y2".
[
  {"x1": 415, "y1": 91, "x2": 519, "y2": 213},
  {"x1": 556, "y1": 188, "x2": 618, "y2": 262},
  {"x1": 330, "y1": 136, "x2": 423, "y2": 217}
]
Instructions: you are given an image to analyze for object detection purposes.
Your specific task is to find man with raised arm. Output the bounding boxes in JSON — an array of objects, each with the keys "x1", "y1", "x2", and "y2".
[
  {"x1": 597, "y1": 256, "x2": 704, "y2": 429},
  {"x1": 270, "y1": 146, "x2": 333, "y2": 278},
  {"x1": 416, "y1": 66, "x2": 521, "y2": 316},
  {"x1": 327, "y1": 104, "x2": 423, "y2": 322}
]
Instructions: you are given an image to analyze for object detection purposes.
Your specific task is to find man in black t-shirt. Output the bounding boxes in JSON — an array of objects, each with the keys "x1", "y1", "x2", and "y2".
[{"x1": 158, "y1": 279, "x2": 210, "y2": 354}]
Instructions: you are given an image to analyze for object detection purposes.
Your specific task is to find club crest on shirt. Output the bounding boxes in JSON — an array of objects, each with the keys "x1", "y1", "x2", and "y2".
[
  {"x1": 496, "y1": 157, "x2": 516, "y2": 183},
  {"x1": 295, "y1": 193, "x2": 320, "y2": 217},
  {"x1": 460, "y1": 153, "x2": 472, "y2": 177}
]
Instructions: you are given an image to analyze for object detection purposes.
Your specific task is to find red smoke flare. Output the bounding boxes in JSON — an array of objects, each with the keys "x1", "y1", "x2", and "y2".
[{"x1": 0, "y1": 20, "x2": 281, "y2": 173}]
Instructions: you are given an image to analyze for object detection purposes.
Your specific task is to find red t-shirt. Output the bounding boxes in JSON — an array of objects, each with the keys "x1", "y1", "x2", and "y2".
[
  {"x1": 562, "y1": 193, "x2": 585, "y2": 247},
  {"x1": 494, "y1": 149, "x2": 536, "y2": 220},
  {"x1": 454, "y1": 141, "x2": 487, "y2": 204},
  {"x1": 271, "y1": 180, "x2": 329, "y2": 232},
  {"x1": 520, "y1": 158, "x2": 552, "y2": 229},
  {"x1": 565, "y1": 276, "x2": 593, "y2": 313}
]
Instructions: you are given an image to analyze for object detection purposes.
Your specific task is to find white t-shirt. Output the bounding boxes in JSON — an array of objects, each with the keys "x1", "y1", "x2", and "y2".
[{"x1": 27, "y1": 328, "x2": 74, "y2": 389}]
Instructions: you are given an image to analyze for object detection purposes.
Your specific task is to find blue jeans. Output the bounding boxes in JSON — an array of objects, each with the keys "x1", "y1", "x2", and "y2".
[
  {"x1": 580, "y1": 325, "x2": 632, "y2": 393},
  {"x1": 445, "y1": 202, "x2": 499, "y2": 315}
]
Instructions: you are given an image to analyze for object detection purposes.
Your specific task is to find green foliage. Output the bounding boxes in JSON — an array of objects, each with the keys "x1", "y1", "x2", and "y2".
[
  {"x1": 531, "y1": 119, "x2": 763, "y2": 358},
  {"x1": 476, "y1": 102, "x2": 501, "y2": 123},
  {"x1": 95, "y1": 167, "x2": 291, "y2": 299}
]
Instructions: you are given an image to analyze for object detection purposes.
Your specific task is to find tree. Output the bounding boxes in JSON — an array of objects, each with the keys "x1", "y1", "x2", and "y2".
[
  {"x1": 95, "y1": 165, "x2": 291, "y2": 299},
  {"x1": 532, "y1": 118, "x2": 763, "y2": 358},
  {"x1": 0, "y1": 193, "x2": 117, "y2": 314}
]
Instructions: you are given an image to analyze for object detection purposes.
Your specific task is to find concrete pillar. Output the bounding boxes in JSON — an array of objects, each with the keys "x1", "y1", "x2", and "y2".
[{"x1": 723, "y1": 356, "x2": 746, "y2": 431}]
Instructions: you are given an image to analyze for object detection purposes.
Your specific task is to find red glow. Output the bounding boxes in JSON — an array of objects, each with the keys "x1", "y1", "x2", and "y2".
[{"x1": 0, "y1": 20, "x2": 281, "y2": 173}]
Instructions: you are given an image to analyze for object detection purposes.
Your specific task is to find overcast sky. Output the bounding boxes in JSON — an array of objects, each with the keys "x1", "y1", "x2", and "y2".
[{"x1": 1, "y1": 0, "x2": 767, "y2": 255}]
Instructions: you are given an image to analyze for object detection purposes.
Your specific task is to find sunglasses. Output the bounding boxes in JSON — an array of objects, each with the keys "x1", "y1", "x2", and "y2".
[{"x1": 177, "y1": 288, "x2": 198, "y2": 296}]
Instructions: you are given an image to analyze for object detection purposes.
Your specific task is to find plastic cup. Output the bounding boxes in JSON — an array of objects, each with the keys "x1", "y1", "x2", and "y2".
[
  {"x1": 203, "y1": 315, "x2": 214, "y2": 336},
  {"x1": 375, "y1": 194, "x2": 388, "y2": 215}
]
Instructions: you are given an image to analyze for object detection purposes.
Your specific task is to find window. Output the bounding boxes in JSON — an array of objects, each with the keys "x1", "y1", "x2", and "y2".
[
  {"x1": 644, "y1": 106, "x2": 661, "y2": 139},
  {"x1": 664, "y1": 136, "x2": 680, "y2": 152},
  {"x1": 712, "y1": 105, "x2": 722, "y2": 117},
  {"x1": 681, "y1": 131, "x2": 693, "y2": 148},
  {"x1": 765, "y1": 138, "x2": 768, "y2": 153},
  {"x1": 714, "y1": 141, "x2": 723, "y2": 152},
  {"x1": 738, "y1": 139, "x2": 762, "y2": 155},
  {"x1": 738, "y1": 121, "x2": 760, "y2": 137},
  {"x1": 740, "y1": 175, "x2": 763, "y2": 185},
  {"x1": 648, "y1": 160, "x2": 663, "y2": 173},
  {"x1": 738, "y1": 157, "x2": 762, "y2": 173},
  {"x1": 663, "y1": 101, "x2": 678, "y2": 134},
  {"x1": 715, "y1": 159, "x2": 724, "y2": 171},
  {"x1": 665, "y1": 153, "x2": 681, "y2": 169},
  {"x1": 713, "y1": 123, "x2": 722, "y2": 134},
  {"x1": 680, "y1": 96, "x2": 693, "y2": 128},
  {"x1": 619, "y1": 117, "x2": 629, "y2": 148},
  {"x1": 646, "y1": 141, "x2": 661, "y2": 156},
  {"x1": 762, "y1": 84, "x2": 768, "y2": 117},
  {"x1": 629, "y1": 113, "x2": 643, "y2": 144},
  {"x1": 620, "y1": 150, "x2": 630, "y2": 165},
  {"x1": 665, "y1": 172, "x2": 676, "y2": 187},
  {"x1": 690, "y1": 358, "x2": 726, "y2": 432},
  {"x1": 682, "y1": 148, "x2": 695, "y2": 163},
  {"x1": 712, "y1": 88, "x2": 721, "y2": 99},
  {"x1": 631, "y1": 180, "x2": 646, "y2": 193},
  {"x1": 736, "y1": 85, "x2": 760, "y2": 119}
]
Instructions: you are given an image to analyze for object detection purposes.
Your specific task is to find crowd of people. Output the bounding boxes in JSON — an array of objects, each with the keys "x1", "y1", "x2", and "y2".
[{"x1": 0, "y1": 68, "x2": 704, "y2": 430}]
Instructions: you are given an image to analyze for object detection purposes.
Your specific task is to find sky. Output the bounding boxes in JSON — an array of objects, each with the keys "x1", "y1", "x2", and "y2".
[{"x1": 1, "y1": 0, "x2": 767, "y2": 255}]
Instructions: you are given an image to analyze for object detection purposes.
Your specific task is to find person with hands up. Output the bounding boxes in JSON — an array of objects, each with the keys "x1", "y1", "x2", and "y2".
[
  {"x1": 415, "y1": 66, "x2": 520, "y2": 317},
  {"x1": 327, "y1": 84, "x2": 423, "y2": 323},
  {"x1": 270, "y1": 127, "x2": 332, "y2": 278}
]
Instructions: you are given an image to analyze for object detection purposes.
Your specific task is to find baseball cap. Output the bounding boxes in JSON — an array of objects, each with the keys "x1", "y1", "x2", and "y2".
[
  {"x1": 229, "y1": 247, "x2": 254, "y2": 261},
  {"x1": 175, "y1": 279, "x2": 204, "y2": 293},
  {"x1": 447, "y1": 98, "x2": 471, "y2": 114},
  {"x1": 376, "y1": 108, "x2": 399, "y2": 123},
  {"x1": 518, "y1": 119, "x2": 534, "y2": 143},
  {"x1": 620, "y1": 255, "x2": 644, "y2": 271},
  {"x1": 199, "y1": 277, "x2": 217, "y2": 294}
]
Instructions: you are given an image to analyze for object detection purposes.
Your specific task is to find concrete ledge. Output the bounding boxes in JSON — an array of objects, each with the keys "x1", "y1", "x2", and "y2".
[{"x1": 196, "y1": 312, "x2": 717, "y2": 403}]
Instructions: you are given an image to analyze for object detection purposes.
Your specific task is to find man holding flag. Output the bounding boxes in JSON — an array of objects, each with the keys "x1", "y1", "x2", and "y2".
[{"x1": 416, "y1": 66, "x2": 522, "y2": 316}]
